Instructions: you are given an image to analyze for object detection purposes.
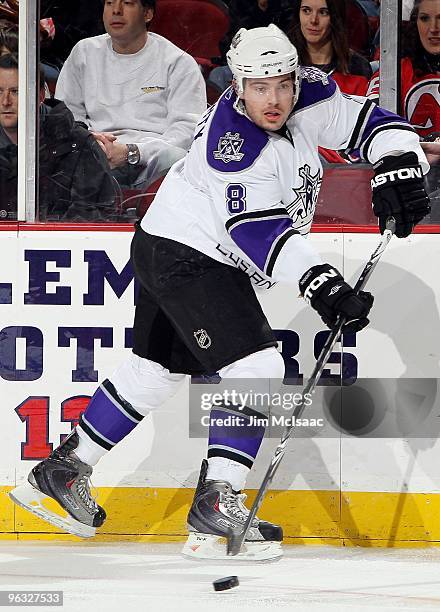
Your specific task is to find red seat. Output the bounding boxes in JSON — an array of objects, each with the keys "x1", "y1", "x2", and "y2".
[
  {"x1": 314, "y1": 165, "x2": 376, "y2": 226},
  {"x1": 119, "y1": 175, "x2": 166, "y2": 219},
  {"x1": 346, "y1": 0, "x2": 379, "y2": 59},
  {"x1": 151, "y1": 0, "x2": 229, "y2": 76}
]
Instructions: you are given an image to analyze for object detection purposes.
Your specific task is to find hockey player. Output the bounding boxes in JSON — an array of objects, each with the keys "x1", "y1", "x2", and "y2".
[{"x1": 10, "y1": 25, "x2": 430, "y2": 560}]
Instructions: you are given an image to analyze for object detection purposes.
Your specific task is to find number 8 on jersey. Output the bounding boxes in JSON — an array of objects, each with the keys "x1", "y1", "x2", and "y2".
[{"x1": 226, "y1": 183, "x2": 246, "y2": 214}]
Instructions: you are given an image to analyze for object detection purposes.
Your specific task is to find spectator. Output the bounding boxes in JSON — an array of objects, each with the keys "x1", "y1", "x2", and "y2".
[
  {"x1": 288, "y1": 0, "x2": 372, "y2": 95},
  {"x1": 400, "y1": 0, "x2": 440, "y2": 216},
  {"x1": 208, "y1": 0, "x2": 294, "y2": 94},
  {"x1": 368, "y1": 0, "x2": 440, "y2": 218},
  {"x1": 0, "y1": 54, "x2": 116, "y2": 221},
  {"x1": 367, "y1": 0, "x2": 439, "y2": 140},
  {"x1": 410, "y1": 0, "x2": 439, "y2": 138},
  {"x1": 0, "y1": 1, "x2": 17, "y2": 27},
  {"x1": 218, "y1": 0, "x2": 293, "y2": 61},
  {"x1": 403, "y1": 0, "x2": 440, "y2": 141},
  {"x1": 0, "y1": 17, "x2": 60, "y2": 91},
  {"x1": 55, "y1": 0, "x2": 207, "y2": 191},
  {"x1": 0, "y1": 19, "x2": 17, "y2": 55}
]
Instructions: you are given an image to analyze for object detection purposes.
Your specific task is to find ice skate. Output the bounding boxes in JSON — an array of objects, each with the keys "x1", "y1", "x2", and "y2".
[
  {"x1": 9, "y1": 430, "x2": 106, "y2": 538},
  {"x1": 182, "y1": 460, "x2": 283, "y2": 561}
]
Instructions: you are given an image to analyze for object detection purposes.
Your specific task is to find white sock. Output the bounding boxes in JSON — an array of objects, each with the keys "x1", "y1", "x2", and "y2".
[
  {"x1": 74, "y1": 426, "x2": 108, "y2": 466},
  {"x1": 206, "y1": 457, "x2": 250, "y2": 491}
]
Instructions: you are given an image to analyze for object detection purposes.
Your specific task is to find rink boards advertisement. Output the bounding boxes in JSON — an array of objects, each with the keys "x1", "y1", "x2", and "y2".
[{"x1": 2, "y1": 226, "x2": 440, "y2": 544}]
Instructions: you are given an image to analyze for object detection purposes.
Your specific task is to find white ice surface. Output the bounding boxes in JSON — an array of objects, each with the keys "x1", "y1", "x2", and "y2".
[{"x1": 1, "y1": 542, "x2": 440, "y2": 611}]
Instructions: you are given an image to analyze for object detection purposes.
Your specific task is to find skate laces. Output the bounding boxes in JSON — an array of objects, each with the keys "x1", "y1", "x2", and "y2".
[
  {"x1": 223, "y1": 491, "x2": 258, "y2": 526},
  {"x1": 64, "y1": 450, "x2": 99, "y2": 514},
  {"x1": 75, "y1": 474, "x2": 99, "y2": 512}
]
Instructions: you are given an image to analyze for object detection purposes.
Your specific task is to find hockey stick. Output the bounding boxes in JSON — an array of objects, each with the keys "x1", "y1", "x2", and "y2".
[{"x1": 227, "y1": 217, "x2": 396, "y2": 556}]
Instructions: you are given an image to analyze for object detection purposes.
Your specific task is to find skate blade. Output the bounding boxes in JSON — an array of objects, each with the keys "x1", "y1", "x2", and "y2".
[
  {"x1": 182, "y1": 532, "x2": 282, "y2": 562},
  {"x1": 9, "y1": 483, "x2": 96, "y2": 539}
]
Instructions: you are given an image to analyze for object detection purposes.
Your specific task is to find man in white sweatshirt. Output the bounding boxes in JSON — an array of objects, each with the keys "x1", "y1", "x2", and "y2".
[{"x1": 55, "y1": 0, "x2": 207, "y2": 190}]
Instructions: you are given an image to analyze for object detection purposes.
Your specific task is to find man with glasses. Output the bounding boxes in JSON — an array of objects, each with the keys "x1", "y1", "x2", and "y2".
[{"x1": 0, "y1": 53, "x2": 115, "y2": 220}]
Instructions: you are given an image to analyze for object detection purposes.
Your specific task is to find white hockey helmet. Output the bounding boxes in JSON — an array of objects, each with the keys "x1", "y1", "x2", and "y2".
[{"x1": 226, "y1": 24, "x2": 301, "y2": 106}]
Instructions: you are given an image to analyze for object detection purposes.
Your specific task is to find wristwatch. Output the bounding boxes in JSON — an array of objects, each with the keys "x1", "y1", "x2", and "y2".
[{"x1": 126, "y1": 144, "x2": 140, "y2": 165}]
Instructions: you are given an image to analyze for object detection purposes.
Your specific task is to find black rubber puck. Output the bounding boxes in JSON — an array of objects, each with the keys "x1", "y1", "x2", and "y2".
[{"x1": 213, "y1": 576, "x2": 239, "y2": 591}]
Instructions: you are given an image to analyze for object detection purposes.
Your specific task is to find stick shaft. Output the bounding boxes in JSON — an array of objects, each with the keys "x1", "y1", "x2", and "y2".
[{"x1": 227, "y1": 221, "x2": 395, "y2": 556}]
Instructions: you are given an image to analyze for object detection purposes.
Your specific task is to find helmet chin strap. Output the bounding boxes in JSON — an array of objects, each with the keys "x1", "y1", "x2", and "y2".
[
  {"x1": 233, "y1": 95, "x2": 249, "y2": 118},
  {"x1": 230, "y1": 79, "x2": 250, "y2": 118}
]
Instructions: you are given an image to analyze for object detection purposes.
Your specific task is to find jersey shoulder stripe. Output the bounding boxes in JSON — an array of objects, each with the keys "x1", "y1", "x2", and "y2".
[
  {"x1": 293, "y1": 67, "x2": 337, "y2": 114},
  {"x1": 207, "y1": 88, "x2": 269, "y2": 173}
]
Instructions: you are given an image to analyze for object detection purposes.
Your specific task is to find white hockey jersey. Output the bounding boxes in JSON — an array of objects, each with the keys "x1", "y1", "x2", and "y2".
[{"x1": 142, "y1": 68, "x2": 428, "y2": 290}]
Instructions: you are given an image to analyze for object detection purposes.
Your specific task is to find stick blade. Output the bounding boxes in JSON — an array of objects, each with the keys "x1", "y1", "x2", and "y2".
[
  {"x1": 385, "y1": 216, "x2": 396, "y2": 234},
  {"x1": 226, "y1": 526, "x2": 244, "y2": 556}
]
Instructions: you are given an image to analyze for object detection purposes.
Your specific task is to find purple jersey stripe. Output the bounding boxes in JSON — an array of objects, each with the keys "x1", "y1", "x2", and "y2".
[
  {"x1": 357, "y1": 105, "x2": 412, "y2": 150},
  {"x1": 229, "y1": 216, "x2": 293, "y2": 273},
  {"x1": 207, "y1": 88, "x2": 268, "y2": 172},
  {"x1": 294, "y1": 69, "x2": 337, "y2": 113}
]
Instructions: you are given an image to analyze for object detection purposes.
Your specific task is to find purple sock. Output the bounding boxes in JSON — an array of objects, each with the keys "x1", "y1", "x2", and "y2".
[
  {"x1": 207, "y1": 405, "x2": 266, "y2": 469},
  {"x1": 79, "y1": 379, "x2": 144, "y2": 450}
]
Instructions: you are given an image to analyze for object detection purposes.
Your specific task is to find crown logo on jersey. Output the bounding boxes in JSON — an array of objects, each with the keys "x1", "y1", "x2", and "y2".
[
  {"x1": 287, "y1": 164, "x2": 322, "y2": 227},
  {"x1": 300, "y1": 66, "x2": 329, "y2": 85},
  {"x1": 194, "y1": 329, "x2": 212, "y2": 349},
  {"x1": 213, "y1": 132, "x2": 244, "y2": 164}
]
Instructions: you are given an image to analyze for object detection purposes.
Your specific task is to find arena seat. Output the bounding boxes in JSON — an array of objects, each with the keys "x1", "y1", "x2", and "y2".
[
  {"x1": 346, "y1": 0, "x2": 379, "y2": 59},
  {"x1": 313, "y1": 165, "x2": 376, "y2": 226},
  {"x1": 119, "y1": 175, "x2": 166, "y2": 220},
  {"x1": 151, "y1": 0, "x2": 229, "y2": 76}
]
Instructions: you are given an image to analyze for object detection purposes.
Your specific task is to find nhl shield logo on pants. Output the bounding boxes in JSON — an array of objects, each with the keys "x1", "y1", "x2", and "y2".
[{"x1": 194, "y1": 329, "x2": 211, "y2": 349}]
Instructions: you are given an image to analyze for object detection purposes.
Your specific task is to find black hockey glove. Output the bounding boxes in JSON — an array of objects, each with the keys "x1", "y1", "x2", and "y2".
[
  {"x1": 299, "y1": 264, "x2": 374, "y2": 333},
  {"x1": 371, "y1": 152, "x2": 430, "y2": 238}
]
